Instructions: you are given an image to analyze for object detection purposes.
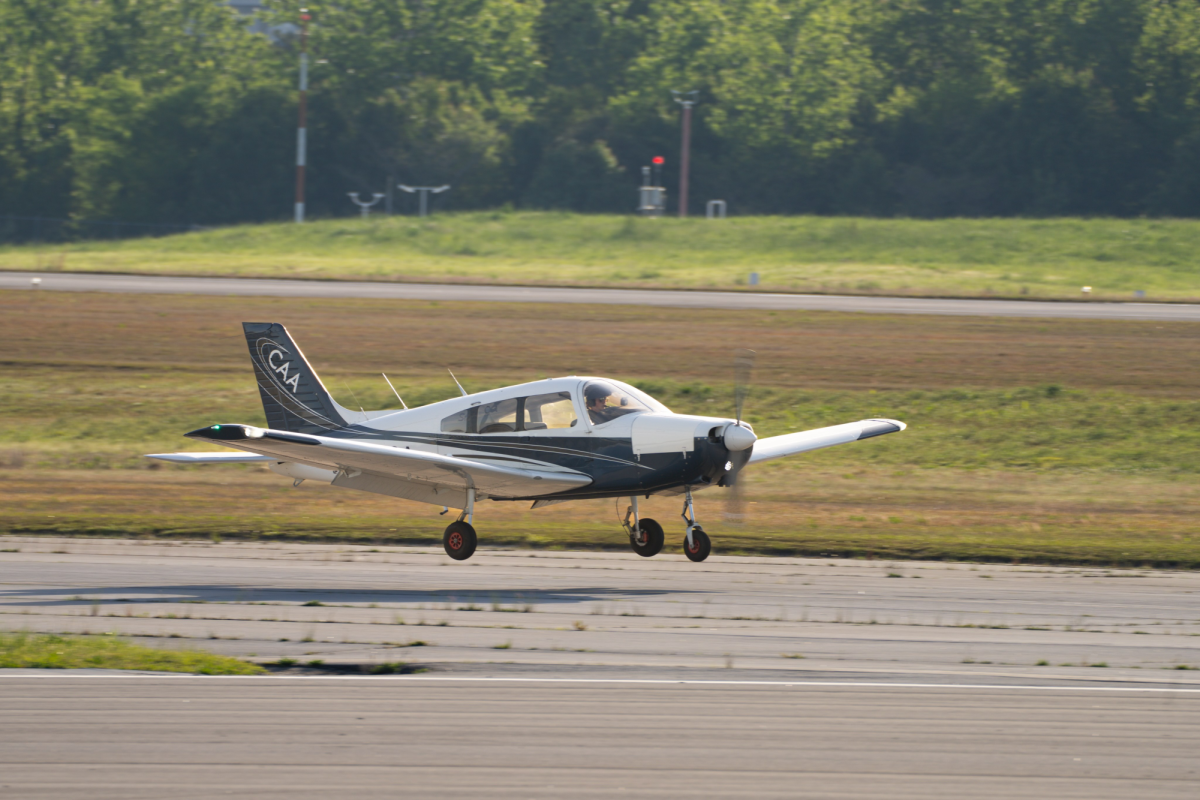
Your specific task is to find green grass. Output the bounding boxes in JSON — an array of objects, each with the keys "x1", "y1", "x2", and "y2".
[
  {"x1": 5, "y1": 212, "x2": 1200, "y2": 300},
  {"x1": 0, "y1": 632, "x2": 266, "y2": 674},
  {"x1": 5, "y1": 366, "x2": 1200, "y2": 473}
]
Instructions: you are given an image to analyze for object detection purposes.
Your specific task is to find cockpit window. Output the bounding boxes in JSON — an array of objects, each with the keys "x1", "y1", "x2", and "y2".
[{"x1": 582, "y1": 381, "x2": 656, "y2": 426}]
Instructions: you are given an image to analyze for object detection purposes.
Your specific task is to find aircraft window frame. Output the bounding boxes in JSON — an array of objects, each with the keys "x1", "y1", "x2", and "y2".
[{"x1": 441, "y1": 388, "x2": 588, "y2": 435}]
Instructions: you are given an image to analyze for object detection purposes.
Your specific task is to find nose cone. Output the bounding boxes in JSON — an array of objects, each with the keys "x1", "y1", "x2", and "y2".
[{"x1": 723, "y1": 423, "x2": 757, "y2": 452}]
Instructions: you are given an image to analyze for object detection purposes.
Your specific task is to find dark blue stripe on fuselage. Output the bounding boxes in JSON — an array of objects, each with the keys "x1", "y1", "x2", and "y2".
[{"x1": 321, "y1": 426, "x2": 729, "y2": 500}]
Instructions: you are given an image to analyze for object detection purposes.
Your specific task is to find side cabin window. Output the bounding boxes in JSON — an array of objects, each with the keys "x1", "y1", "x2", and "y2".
[
  {"x1": 523, "y1": 391, "x2": 578, "y2": 429},
  {"x1": 441, "y1": 392, "x2": 578, "y2": 434},
  {"x1": 477, "y1": 398, "x2": 519, "y2": 434}
]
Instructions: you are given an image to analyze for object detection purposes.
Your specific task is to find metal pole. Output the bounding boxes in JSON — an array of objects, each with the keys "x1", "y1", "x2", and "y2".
[
  {"x1": 679, "y1": 103, "x2": 691, "y2": 218},
  {"x1": 397, "y1": 184, "x2": 450, "y2": 216},
  {"x1": 672, "y1": 90, "x2": 698, "y2": 218},
  {"x1": 294, "y1": 9, "x2": 310, "y2": 223}
]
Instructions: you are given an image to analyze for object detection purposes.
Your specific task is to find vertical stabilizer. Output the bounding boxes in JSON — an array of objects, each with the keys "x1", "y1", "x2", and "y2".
[{"x1": 243, "y1": 322, "x2": 349, "y2": 434}]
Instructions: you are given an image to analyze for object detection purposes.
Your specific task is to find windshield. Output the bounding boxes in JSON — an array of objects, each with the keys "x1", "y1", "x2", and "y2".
[{"x1": 582, "y1": 380, "x2": 665, "y2": 426}]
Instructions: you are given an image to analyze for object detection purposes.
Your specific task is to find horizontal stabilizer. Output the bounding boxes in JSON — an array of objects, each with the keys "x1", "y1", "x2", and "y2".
[{"x1": 749, "y1": 418, "x2": 906, "y2": 465}]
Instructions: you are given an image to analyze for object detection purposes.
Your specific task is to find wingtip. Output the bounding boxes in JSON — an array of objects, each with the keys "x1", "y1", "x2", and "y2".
[{"x1": 858, "y1": 418, "x2": 907, "y2": 439}]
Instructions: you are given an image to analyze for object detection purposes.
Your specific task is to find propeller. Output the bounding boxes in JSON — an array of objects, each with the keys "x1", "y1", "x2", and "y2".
[
  {"x1": 723, "y1": 349, "x2": 756, "y2": 523},
  {"x1": 734, "y1": 348, "x2": 754, "y2": 426}
]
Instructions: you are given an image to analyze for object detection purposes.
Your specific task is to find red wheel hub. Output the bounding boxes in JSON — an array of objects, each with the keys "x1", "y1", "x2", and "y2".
[{"x1": 448, "y1": 531, "x2": 463, "y2": 550}]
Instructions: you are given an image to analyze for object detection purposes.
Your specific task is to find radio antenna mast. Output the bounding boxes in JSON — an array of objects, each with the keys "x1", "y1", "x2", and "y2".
[
  {"x1": 381, "y1": 373, "x2": 407, "y2": 409},
  {"x1": 448, "y1": 368, "x2": 468, "y2": 397}
]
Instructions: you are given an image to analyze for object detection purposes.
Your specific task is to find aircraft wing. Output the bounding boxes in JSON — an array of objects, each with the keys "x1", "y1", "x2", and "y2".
[
  {"x1": 748, "y1": 419, "x2": 905, "y2": 465},
  {"x1": 144, "y1": 452, "x2": 275, "y2": 463},
  {"x1": 150, "y1": 424, "x2": 591, "y2": 499}
]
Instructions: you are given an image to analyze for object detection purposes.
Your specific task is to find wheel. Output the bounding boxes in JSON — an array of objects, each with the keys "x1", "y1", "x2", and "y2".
[
  {"x1": 443, "y1": 521, "x2": 477, "y2": 561},
  {"x1": 629, "y1": 518, "x2": 665, "y2": 558},
  {"x1": 684, "y1": 526, "x2": 711, "y2": 562}
]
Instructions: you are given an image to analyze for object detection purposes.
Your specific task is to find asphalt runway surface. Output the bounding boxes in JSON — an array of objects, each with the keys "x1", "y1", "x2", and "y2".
[
  {"x1": 5, "y1": 270, "x2": 1200, "y2": 320},
  {"x1": 2, "y1": 539, "x2": 1199, "y2": 797}
]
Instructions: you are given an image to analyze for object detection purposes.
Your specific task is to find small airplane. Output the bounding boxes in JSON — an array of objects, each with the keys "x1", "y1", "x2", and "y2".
[{"x1": 148, "y1": 323, "x2": 905, "y2": 562}]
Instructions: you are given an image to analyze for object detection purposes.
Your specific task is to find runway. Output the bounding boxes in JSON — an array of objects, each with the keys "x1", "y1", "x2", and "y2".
[
  {"x1": 2, "y1": 538, "x2": 1199, "y2": 797},
  {"x1": 5, "y1": 270, "x2": 1200, "y2": 320}
]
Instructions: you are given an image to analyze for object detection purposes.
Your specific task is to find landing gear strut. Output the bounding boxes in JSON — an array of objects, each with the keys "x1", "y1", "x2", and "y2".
[
  {"x1": 443, "y1": 488, "x2": 478, "y2": 561},
  {"x1": 681, "y1": 488, "x2": 711, "y2": 563},
  {"x1": 623, "y1": 495, "x2": 664, "y2": 557}
]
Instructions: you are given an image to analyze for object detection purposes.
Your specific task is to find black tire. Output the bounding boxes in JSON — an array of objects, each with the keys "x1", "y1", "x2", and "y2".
[
  {"x1": 629, "y1": 518, "x2": 665, "y2": 558},
  {"x1": 684, "y1": 527, "x2": 711, "y2": 563},
  {"x1": 443, "y1": 521, "x2": 478, "y2": 561}
]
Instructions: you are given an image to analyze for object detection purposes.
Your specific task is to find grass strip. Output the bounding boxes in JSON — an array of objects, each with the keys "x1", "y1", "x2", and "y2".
[
  {"x1": 7, "y1": 212, "x2": 1200, "y2": 300},
  {"x1": 0, "y1": 631, "x2": 265, "y2": 674}
]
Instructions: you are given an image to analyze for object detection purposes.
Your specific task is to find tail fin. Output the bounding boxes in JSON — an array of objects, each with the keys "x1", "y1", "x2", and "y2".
[{"x1": 243, "y1": 322, "x2": 349, "y2": 433}]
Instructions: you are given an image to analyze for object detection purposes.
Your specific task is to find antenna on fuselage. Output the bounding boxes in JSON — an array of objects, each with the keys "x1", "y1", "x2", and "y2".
[
  {"x1": 448, "y1": 368, "x2": 468, "y2": 397},
  {"x1": 381, "y1": 373, "x2": 408, "y2": 409}
]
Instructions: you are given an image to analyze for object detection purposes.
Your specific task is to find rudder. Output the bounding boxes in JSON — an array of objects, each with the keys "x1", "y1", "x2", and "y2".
[{"x1": 243, "y1": 322, "x2": 349, "y2": 434}]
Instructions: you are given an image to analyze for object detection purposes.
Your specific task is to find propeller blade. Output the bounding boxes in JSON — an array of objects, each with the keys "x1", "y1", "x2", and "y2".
[
  {"x1": 734, "y1": 348, "x2": 755, "y2": 425},
  {"x1": 723, "y1": 472, "x2": 747, "y2": 524}
]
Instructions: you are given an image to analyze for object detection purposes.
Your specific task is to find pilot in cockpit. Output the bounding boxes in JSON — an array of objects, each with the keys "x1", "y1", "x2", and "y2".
[{"x1": 585, "y1": 384, "x2": 613, "y2": 425}]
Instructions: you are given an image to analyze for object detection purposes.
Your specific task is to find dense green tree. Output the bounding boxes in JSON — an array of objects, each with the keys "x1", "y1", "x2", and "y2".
[{"x1": 13, "y1": 0, "x2": 1200, "y2": 224}]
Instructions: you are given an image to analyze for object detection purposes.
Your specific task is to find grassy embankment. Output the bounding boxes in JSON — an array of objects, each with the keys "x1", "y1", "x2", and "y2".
[
  {"x1": 5, "y1": 212, "x2": 1200, "y2": 301},
  {"x1": 0, "y1": 632, "x2": 264, "y2": 674},
  {"x1": 3, "y1": 289, "x2": 1200, "y2": 566}
]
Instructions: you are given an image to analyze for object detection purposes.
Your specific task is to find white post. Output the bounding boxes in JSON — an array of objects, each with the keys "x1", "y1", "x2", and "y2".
[
  {"x1": 294, "y1": 9, "x2": 310, "y2": 223},
  {"x1": 706, "y1": 200, "x2": 726, "y2": 219}
]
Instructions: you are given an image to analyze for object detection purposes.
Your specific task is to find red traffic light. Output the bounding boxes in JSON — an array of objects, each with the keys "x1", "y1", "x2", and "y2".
[{"x1": 652, "y1": 156, "x2": 664, "y2": 165}]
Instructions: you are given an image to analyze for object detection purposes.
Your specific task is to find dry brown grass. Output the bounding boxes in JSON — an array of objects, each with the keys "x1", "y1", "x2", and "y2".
[
  {"x1": 4, "y1": 289, "x2": 1200, "y2": 394},
  {"x1": 2, "y1": 289, "x2": 1199, "y2": 566}
]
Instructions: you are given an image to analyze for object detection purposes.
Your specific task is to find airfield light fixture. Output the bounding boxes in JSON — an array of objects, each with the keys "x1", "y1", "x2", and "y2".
[
  {"x1": 397, "y1": 184, "x2": 451, "y2": 217},
  {"x1": 347, "y1": 192, "x2": 386, "y2": 218}
]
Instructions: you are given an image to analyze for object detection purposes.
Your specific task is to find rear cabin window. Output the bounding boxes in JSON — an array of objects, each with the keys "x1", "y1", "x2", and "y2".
[
  {"x1": 477, "y1": 398, "x2": 519, "y2": 434},
  {"x1": 440, "y1": 407, "x2": 475, "y2": 433}
]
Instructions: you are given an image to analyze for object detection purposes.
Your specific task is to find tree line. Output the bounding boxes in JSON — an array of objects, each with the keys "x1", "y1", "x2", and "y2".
[{"x1": 5, "y1": 0, "x2": 1200, "y2": 225}]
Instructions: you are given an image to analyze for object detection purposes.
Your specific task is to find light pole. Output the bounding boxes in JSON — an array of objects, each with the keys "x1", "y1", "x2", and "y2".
[
  {"x1": 348, "y1": 192, "x2": 385, "y2": 217},
  {"x1": 671, "y1": 90, "x2": 699, "y2": 218},
  {"x1": 294, "y1": 8, "x2": 311, "y2": 223},
  {"x1": 397, "y1": 184, "x2": 451, "y2": 217}
]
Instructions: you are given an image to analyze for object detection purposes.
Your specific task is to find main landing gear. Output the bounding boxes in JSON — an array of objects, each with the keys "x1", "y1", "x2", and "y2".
[
  {"x1": 443, "y1": 488, "x2": 478, "y2": 561},
  {"x1": 622, "y1": 490, "x2": 711, "y2": 563},
  {"x1": 680, "y1": 488, "x2": 711, "y2": 563}
]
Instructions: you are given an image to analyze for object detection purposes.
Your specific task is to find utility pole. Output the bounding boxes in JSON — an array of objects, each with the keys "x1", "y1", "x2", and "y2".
[
  {"x1": 397, "y1": 184, "x2": 451, "y2": 217},
  {"x1": 294, "y1": 8, "x2": 311, "y2": 223},
  {"x1": 671, "y1": 90, "x2": 699, "y2": 218}
]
